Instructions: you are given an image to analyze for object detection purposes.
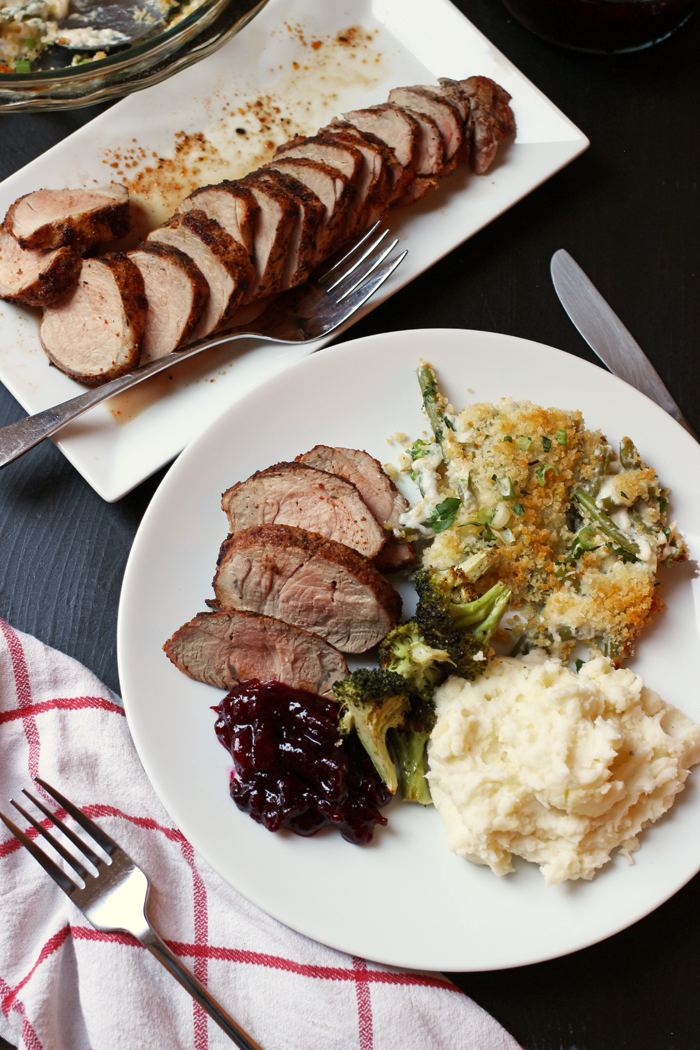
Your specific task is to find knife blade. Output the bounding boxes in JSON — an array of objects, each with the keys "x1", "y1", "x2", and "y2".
[{"x1": 550, "y1": 249, "x2": 697, "y2": 440}]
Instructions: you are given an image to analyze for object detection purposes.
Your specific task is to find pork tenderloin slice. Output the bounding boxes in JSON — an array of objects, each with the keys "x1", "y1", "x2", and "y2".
[
  {"x1": 373, "y1": 540, "x2": 416, "y2": 573},
  {"x1": 40, "y1": 253, "x2": 146, "y2": 385},
  {"x1": 177, "y1": 181, "x2": 258, "y2": 259},
  {"x1": 163, "y1": 609, "x2": 348, "y2": 696},
  {"x1": 0, "y1": 228, "x2": 81, "y2": 307},
  {"x1": 339, "y1": 104, "x2": 420, "y2": 202},
  {"x1": 252, "y1": 169, "x2": 324, "y2": 289},
  {"x1": 222, "y1": 462, "x2": 387, "y2": 560},
  {"x1": 264, "y1": 157, "x2": 352, "y2": 260},
  {"x1": 458, "y1": 76, "x2": 516, "y2": 174},
  {"x1": 5, "y1": 184, "x2": 130, "y2": 251},
  {"x1": 295, "y1": 445, "x2": 408, "y2": 529},
  {"x1": 212, "y1": 524, "x2": 402, "y2": 653},
  {"x1": 329, "y1": 121, "x2": 403, "y2": 201},
  {"x1": 147, "y1": 211, "x2": 254, "y2": 337},
  {"x1": 388, "y1": 86, "x2": 463, "y2": 164},
  {"x1": 273, "y1": 137, "x2": 365, "y2": 235},
  {"x1": 385, "y1": 94, "x2": 444, "y2": 176},
  {"x1": 128, "y1": 243, "x2": 209, "y2": 361},
  {"x1": 238, "y1": 173, "x2": 299, "y2": 299},
  {"x1": 319, "y1": 126, "x2": 391, "y2": 229}
]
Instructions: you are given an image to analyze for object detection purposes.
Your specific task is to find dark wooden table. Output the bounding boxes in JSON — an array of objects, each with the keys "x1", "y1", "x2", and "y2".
[{"x1": 1, "y1": 2, "x2": 699, "y2": 1047}]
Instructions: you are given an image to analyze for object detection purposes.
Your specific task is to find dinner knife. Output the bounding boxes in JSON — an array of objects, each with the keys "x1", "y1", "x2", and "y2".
[{"x1": 550, "y1": 249, "x2": 697, "y2": 440}]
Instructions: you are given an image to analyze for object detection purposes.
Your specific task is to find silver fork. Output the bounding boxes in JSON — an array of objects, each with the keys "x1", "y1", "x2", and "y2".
[
  {"x1": 0, "y1": 223, "x2": 406, "y2": 469},
  {"x1": 0, "y1": 777, "x2": 264, "y2": 1050}
]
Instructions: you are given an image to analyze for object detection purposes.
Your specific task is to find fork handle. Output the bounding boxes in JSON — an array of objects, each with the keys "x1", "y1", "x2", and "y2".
[
  {"x1": 141, "y1": 927, "x2": 265, "y2": 1050},
  {"x1": 0, "y1": 330, "x2": 261, "y2": 469}
]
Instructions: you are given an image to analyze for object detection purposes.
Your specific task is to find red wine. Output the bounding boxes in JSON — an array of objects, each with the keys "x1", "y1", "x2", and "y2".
[{"x1": 502, "y1": 0, "x2": 696, "y2": 52}]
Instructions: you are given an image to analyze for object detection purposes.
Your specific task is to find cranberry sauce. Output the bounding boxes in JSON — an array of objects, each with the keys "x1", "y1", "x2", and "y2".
[
  {"x1": 502, "y1": 0, "x2": 696, "y2": 53},
  {"x1": 215, "y1": 680, "x2": 392, "y2": 845}
]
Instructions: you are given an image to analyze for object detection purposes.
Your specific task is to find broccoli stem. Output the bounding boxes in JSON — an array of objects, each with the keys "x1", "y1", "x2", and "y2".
[
  {"x1": 574, "y1": 488, "x2": 640, "y2": 558},
  {"x1": 391, "y1": 729, "x2": 433, "y2": 805},
  {"x1": 450, "y1": 582, "x2": 509, "y2": 632},
  {"x1": 472, "y1": 584, "x2": 511, "y2": 644}
]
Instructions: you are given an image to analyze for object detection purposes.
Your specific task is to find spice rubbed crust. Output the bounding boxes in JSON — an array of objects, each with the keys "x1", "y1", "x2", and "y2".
[{"x1": 402, "y1": 366, "x2": 687, "y2": 664}]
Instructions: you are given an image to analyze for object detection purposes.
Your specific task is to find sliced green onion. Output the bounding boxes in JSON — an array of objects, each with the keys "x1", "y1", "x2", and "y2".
[
  {"x1": 511, "y1": 502, "x2": 524, "y2": 516},
  {"x1": 477, "y1": 507, "x2": 493, "y2": 525},
  {"x1": 573, "y1": 524, "x2": 598, "y2": 552},
  {"x1": 536, "y1": 463, "x2": 560, "y2": 485},
  {"x1": 491, "y1": 503, "x2": 511, "y2": 530},
  {"x1": 541, "y1": 436, "x2": 552, "y2": 452},
  {"x1": 14, "y1": 59, "x2": 32, "y2": 72},
  {"x1": 518, "y1": 436, "x2": 532, "y2": 451},
  {"x1": 22, "y1": 38, "x2": 36, "y2": 47},
  {"x1": 497, "y1": 476, "x2": 515, "y2": 498},
  {"x1": 556, "y1": 430, "x2": 568, "y2": 445},
  {"x1": 503, "y1": 435, "x2": 513, "y2": 443}
]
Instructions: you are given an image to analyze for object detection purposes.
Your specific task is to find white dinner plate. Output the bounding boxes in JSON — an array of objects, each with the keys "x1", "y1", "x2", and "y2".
[
  {"x1": 118, "y1": 328, "x2": 700, "y2": 971},
  {"x1": 0, "y1": 0, "x2": 588, "y2": 502}
]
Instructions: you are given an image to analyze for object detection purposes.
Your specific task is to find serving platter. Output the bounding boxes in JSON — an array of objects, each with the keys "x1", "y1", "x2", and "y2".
[
  {"x1": 118, "y1": 328, "x2": 700, "y2": 971},
  {"x1": 0, "y1": 0, "x2": 588, "y2": 502}
]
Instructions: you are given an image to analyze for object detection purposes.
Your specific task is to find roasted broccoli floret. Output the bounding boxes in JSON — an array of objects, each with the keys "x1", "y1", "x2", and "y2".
[
  {"x1": 389, "y1": 694, "x2": 437, "y2": 806},
  {"x1": 414, "y1": 566, "x2": 511, "y2": 680},
  {"x1": 333, "y1": 669, "x2": 410, "y2": 794},
  {"x1": 378, "y1": 619, "x2": 453, "y2": 700}
]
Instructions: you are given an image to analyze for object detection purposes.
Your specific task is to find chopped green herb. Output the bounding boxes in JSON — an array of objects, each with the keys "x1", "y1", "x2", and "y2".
[
  {"x1": 511, "y1": 502, "x2": 524, "y2": 516},
  {"x1": 575, "y1": 659, "x2": 584, "y2": 673},
  {"x1": 503, "y1": 435, "x2": 513, "y2": 442},
  {"x1": 607, "y1": 545, "x2": 639, "y2": 564},
  {"x1": 409, "y1": 439, "x2": 429, "y2": 461},
  {"x1": 426, "y1": 497, "x2": 461, "y2": 533},
  {"x1": 542, "y1": 436, "x2": 552, "y2": 452}
]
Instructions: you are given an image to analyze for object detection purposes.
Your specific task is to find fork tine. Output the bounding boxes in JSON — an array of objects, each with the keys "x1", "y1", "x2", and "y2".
[
  {"x1": 0, "y1": 807, "x2": 78, "y2": 894},
  {"x1": 36, "y1": 777, "x2": 118, "y2": 857},
  {"x1": 315, "y1": 220, "x2": 382, "y2": 282},
  {"x1": 324, "y1": 229, "x2": 390, "y2": 292},
  {"x1": 326, "y1": 250, "x2": 408, "y2": 329},
  {"x1": 23, "y1": 787, "x2": 102, "y2": 867},
  {"x1": 11, "y1": 797, "x2": 91, "y2": 881},
  {"x1": 335, "y1": 238, "x2": 401, "y2": 302}
]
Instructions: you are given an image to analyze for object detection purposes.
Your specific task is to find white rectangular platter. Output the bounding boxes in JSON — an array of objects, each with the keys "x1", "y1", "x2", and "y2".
[{"x1": 0, "y1": 0, "x2": 588, "y2": 501}]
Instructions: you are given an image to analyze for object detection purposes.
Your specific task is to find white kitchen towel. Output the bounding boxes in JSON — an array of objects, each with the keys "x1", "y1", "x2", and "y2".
[{"x1": 0, "y1": 619, "x2": 522, "y2": 1050}]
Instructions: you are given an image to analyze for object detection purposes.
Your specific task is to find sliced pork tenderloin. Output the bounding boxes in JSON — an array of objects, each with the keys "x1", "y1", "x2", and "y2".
[
  {"x1": 319, "y1": 125, "x2": 391, "y2": 228},
  {"x1": 295, "y1": 445, "x2": 415, "y2": 572},
  {"x1": 459, "y1": 76, "x2": 516, "y2": 174},
  {"x1": 329, "y1": 121, "x2": 404, "y2": 203},
  {"x1": 252, "y1": 169, "x2": 324, "y2": 289},
  {"x1": 338, "y1": 104, "x2": 420, "y2": 202},
  {"x1": 273, "y1": 136, "x2": 366, "y2": 236},
  {"x1": 164, "y1": 608, "x2": 348, "y2": 696},
  {"x1": 238, "y1": 173, "x2": 298, "y2": 299},
  {"x1": 388, "y1": 86, "x2": 463, "y2": 169},
  {"x1": 5, "y1": 184, "x2": 130, "y2": 252},
  {"x1": 127, "y1": 243, "x2": 209, "y2": 361},
  {"x1": 221, "y1": 462, "x2": 387, "y2": 560},
  {"x1": 212, "y1": 524, "x2": 402, "y2": 652},
  {"x1": 147, "y1": 211, "x2": 254, "y2": 338},
  {"x1": 385, "y1": 96, "x2": 444, "y2": 179},
  {"x1": 177, "y1": 181, "x2": 258, "y2": 259},
  {"x1": 0, "y1": 228, "x2": 81, "y2": 307},
  {"x1": 39, "y1": 254, "x2": 146, "y2": 384},
  {"x1": 264, "y1": 157, "x2": 353, "y2": 261},
  {"x1": 295, "y1": 445, "x2": 408, "y2": 529},
  {"x1": 437, "y1": 77, "x2": 473, "y2": 163}
]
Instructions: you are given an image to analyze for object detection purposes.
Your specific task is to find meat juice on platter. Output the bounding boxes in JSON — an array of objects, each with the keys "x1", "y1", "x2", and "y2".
[
  {"x1": 502, "y1": 0, "x2": 697, "y2": 52},
  {"x1": 214, "y1": 680, "x2": 391, "y2": 845}
]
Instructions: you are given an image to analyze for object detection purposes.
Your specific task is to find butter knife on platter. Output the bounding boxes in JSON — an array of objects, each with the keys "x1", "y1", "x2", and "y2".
[{"x1": 550, "y1": 249, "x2": 697, "y2": 441}]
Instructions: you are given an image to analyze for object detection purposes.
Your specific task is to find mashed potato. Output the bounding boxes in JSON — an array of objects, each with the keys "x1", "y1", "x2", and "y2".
[{"x1": 428, "y1": 654, "x2": 700, "y2": 883}]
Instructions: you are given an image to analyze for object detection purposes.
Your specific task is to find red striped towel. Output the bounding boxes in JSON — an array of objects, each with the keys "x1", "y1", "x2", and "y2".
[{"x1": 0, "y1": 619, "x2": 522, "y2": 1050}]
